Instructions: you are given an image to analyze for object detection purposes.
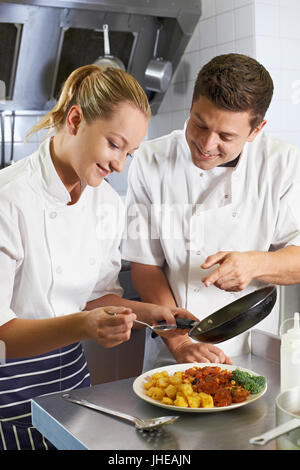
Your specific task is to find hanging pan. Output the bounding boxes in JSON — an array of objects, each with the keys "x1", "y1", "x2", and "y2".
[
  {"x1": 94, "y1": 24, "x2": 125, "y2": 71},
  {"x1": 144, "y1": 26, "x2": 172, "y2": 93},
  {"x1": 153, "y1": 286, "x2": 277, "y2": 343}
]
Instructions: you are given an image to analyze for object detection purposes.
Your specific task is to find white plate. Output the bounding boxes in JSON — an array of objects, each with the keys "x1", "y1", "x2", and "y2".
[{"x1": 133, "y1": 363, "x2": 267, "y2": 413}]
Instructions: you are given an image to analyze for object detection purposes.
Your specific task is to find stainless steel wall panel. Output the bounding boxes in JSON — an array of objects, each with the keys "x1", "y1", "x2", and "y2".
[
  {"x1": 5, "y1": 0, "x2": 201, "y2": 19},
  {"x1": 0, "y1": 0, "x2": 201, "y2": 113}
]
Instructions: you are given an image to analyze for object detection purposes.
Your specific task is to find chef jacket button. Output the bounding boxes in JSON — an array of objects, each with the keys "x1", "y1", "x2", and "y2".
[
  {"x1": 196, "y1": 250, "x2": 201, "y2": 255},
  {"x1": 193, "y1": 287, "x2": 200, "y2": 293},
  {"x1": 199, "y1": 173, "x2": 204, "y2": 177},
  {"x1": 224, "y1": 194, "x2": 229, "y2": 199},
  {"x1": 89, "y1": 257, "x2": 96, "y2": 265},
  {"x1": 56, "y1": 266, "x2": 63, "y2": 274},
  {"x1": 232, "y1": 211, "x2": 237, "y2": 217},
  {"x1": 50, "y1": 211, "x2": 57, "y2": 219}
]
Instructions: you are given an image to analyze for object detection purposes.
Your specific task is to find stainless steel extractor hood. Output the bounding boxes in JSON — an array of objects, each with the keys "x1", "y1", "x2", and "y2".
[{"x1": 0, "y1": 0, "x2": 201, "y2": 114}]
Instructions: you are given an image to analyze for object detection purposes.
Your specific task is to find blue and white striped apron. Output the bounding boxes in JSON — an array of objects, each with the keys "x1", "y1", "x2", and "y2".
[{"x1": 0, "y1": 342, "x2": 90, "y2": 450}]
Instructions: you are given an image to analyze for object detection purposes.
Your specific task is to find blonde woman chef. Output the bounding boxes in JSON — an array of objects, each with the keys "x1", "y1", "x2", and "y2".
[{"x1": 0, "y1": 65, "x2": 191, "y2": 450}]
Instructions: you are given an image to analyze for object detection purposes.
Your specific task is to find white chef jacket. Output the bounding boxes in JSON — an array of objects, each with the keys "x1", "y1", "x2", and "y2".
[
  {"x1": 0, "y1": 137, "x2": 123, "y2": 326},
  {"x1": 122, "y1": 127, "x2": 300, "y2": 371}
]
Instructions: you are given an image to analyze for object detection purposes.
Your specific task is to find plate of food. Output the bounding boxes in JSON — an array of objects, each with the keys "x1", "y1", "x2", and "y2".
[{"x1": 133, "y1": 363, "x2": 267, "y2": 413}]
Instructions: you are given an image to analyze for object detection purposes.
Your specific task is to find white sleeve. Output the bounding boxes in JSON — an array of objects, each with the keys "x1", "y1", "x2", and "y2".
[
  {"x1": 0, "y1": 209, "x2": 23, "y2": 326},
  {"x1": 86, "y1": 196, "x2": 124, "y2": 301},
  {"x1": 121, "y1": 155, "x2": 165, "y2": 267},
  {"x1": 271, "y1": 148, "x2": 300, "y2": 250}
]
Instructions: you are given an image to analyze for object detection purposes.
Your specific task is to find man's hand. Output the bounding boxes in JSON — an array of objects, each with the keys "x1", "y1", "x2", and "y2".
[
  {"x1": 201, "y1": 251, "x2": 261, "y2": 291},
  {"x1": 171, "y1": 336, "x2": 233, "y2": 364}
]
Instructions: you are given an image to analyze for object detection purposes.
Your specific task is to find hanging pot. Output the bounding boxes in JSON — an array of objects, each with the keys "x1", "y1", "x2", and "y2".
[
  {"x1": 144, "y1": 26, "x2": 172, "y2": 93},
  {"x1": 93, "y1": 24, "x2": 125, "y2": 71}
]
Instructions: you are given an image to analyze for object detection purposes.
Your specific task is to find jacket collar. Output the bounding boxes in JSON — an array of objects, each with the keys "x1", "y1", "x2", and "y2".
[{"x1": 36, "y1": 137, "x2": 72, "y2": 206}]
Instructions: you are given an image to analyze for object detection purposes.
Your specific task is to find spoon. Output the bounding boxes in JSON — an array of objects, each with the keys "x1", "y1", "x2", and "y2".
[
  {"x1": 106, "y1": 310, "x2": 176, "y2": 332},
  {"x1": 134, "y1": 319, "x2": 176, "y2": 332},
  {"x1": 62, "y1": 394, "x2": 179, "y2": 431}
]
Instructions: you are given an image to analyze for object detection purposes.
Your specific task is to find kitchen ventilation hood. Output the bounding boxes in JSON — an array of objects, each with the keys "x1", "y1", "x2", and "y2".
[{"x1": 0, "y1": 0, "x2": 201, "y2": 114}]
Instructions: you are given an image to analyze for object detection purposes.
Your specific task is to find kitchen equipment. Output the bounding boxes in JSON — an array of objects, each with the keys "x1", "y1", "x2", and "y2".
[
  {"x1": 106, "y1": 310, "x2": 176, "y2": 332},
  {"x1": 280, "y1": 312, "x2": 300, "y2": 393},
  {"x1": 62, "y1": 394, "x2": 179, "y2": 430},
  {"x1": 144, "y1": 26, "x2": 172, "y2": 93},
  {"x1": 134, "y1": 319, "x2": 176, "y2": 332},
  {"x1": 250, "y1": 386, "x2": 300, "y2": 448},
  {"x1": 1, "y1": 2, "x2": 201, "y2": 113},
  {"x1": 173, "y1": 285, "x2": 277, "y2": 343},
  {"x1": 93, "y1": 24, "x2": 125, "y2": 71}
]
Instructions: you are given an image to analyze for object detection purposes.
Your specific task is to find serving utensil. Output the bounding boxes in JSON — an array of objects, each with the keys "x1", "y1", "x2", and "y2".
[
  {"x1": 106, "y1": 310, "x2": 176, "y2": 332},
  {"x1": 134, "y1": 319, "x2": 176, "y2": 332},
  {"x1": 62, "y1": 394, "x2": 179, "y2": 431}
]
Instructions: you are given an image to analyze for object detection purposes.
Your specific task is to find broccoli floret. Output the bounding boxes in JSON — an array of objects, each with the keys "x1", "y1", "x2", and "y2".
[{"x1": 232, "y1": 369, "x2": 266, "y2": 394}]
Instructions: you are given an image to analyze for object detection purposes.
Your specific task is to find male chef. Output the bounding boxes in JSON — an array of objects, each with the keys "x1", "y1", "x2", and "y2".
[{"x1": 122, "y1": 53, "x2": 300, "y2": 371}]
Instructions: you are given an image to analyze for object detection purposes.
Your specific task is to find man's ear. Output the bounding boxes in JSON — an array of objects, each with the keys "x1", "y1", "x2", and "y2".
[{"x1": 247, "y1": 119, "x2": 267, "y2": 142}]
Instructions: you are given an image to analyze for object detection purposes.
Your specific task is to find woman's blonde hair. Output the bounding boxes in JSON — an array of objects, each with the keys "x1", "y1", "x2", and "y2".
[{"x1": 27, "y1": 65, "x2": 151, "y2": 139}]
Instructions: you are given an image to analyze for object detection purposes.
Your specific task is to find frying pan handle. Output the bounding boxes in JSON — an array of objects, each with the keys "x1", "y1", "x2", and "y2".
[
  {"x1": 153, "y1": 26, "x2": 161, "y2": 58},
  {"x1": 103, "y1": 24, "x2": 110, "y2": 56},
  {"x1": 151, "y1": 318, "x2": 196, "y2": 338},
  {"x1": 175, "y1": 318, "x2": 196, "y2": 329}
]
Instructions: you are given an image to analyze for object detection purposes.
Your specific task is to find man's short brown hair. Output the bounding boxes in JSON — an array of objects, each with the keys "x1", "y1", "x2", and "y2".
[{"x1": 192, "y1": 54, "x2": 274, "y2": 130}]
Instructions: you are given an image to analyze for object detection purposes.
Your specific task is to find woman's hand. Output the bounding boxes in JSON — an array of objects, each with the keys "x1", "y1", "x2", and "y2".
[
  {"x1": 138, "y1": 305, "x2": 198, "y2": 338},
  {"x1": 83, "y1": 306, "x2": 136, "y2": 348},
  {"x1": 170, "y1": 336, "x2": 233, "y2": 364}
]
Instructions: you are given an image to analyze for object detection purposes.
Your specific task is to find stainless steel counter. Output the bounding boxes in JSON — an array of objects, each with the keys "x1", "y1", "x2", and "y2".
[{"x1": 31, "y1": 330, "x2": 280, "y2": 450}]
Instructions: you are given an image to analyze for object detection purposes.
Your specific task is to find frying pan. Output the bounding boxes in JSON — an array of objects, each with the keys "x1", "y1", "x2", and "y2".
[{"x1": 153, "y1": 286, "x2": 277, "y2": 343}]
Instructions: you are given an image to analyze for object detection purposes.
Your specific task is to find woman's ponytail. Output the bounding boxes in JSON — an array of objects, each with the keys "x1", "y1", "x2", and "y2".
[{"x1": 27, "y1": 65, "x2": 150, "y2": 140}]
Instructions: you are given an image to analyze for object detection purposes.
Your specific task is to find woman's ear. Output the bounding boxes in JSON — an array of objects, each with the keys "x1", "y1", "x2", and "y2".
[{"x1": 66, "y1": 105, "x2": 83, "y2": 136}]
